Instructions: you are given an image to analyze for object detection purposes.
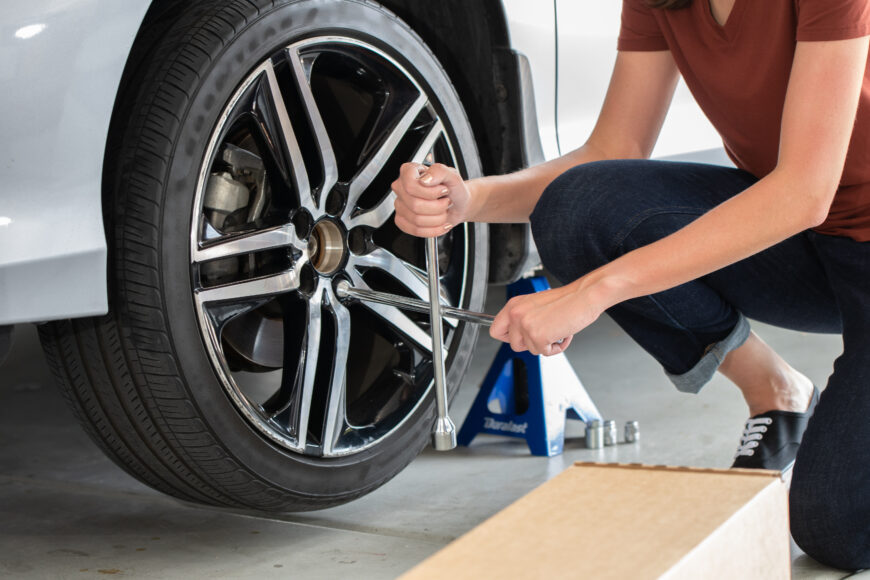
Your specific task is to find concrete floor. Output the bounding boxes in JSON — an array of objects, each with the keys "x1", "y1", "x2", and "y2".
[{"x1": 0, "y1": 291, "x2": 866, "y2": 579}]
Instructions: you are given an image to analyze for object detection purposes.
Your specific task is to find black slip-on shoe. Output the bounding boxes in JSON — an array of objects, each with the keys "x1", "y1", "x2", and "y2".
[{"x1": 731, "y1": 386, "x2": 820, "y2": 472}]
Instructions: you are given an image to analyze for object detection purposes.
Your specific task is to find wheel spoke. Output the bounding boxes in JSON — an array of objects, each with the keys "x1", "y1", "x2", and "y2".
[
  {"x1": 321, "y1": 288, "x2": 351, "y2": 455},
  {"x1": 346, "y1": 272, "x2": 447, "y2": 355},
  {"x1": 346, "y1": 191, "x2": 396, "y2": 231},
  {"x1": 363, "y1": 302, "x2": 435, "y2": 354},
  {"x1": 193, "y1": 223, "x2": 305, "y2": 264},
  {"x1": 287, "y1": 47, "x2": 338, "y2": 211},
  {"x1": 196, "y1": 268, "x2": 303, "y2": 305},
  {"x1": 290, "y1": 283, "x2": 324, "y2": 450},
  {"x1": 346, "y1": 119, "x2": 445, "y2": 230},
  {"x1": 349, "y1": 249, "x2": 457, "y2": 328},
  {"x1": 261, "y1": 62, "x2": 315, "y2": 213},
  {"x1": 344, "y1": 93, "x2": 428, "y2": 216}
]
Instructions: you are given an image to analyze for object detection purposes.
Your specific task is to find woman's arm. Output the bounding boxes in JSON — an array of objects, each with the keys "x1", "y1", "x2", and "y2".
[
  {"x1": 464, "y1": 49, "x2": 681, "y2": 223},
  {"x1": 391, "y1": 50, "x2": 680, "y2": 237},
  {"x1": 492, "y1": 36, "x2": 870, "y2": 356}
]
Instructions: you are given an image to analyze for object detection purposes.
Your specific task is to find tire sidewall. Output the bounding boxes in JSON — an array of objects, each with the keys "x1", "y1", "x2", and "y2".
[{"x1": 149, "y1": 0, "x2": 486, "y2": 500}]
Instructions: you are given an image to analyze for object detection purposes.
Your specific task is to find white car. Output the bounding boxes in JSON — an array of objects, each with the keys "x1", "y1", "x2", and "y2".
[{"x1": 0, "y1": 0, "x2": 720, "y2": 511}]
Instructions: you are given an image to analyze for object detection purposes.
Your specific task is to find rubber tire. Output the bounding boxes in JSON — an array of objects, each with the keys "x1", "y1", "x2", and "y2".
[{"x1": 38, "y1": 0, "x2": 488, "y2": 512}]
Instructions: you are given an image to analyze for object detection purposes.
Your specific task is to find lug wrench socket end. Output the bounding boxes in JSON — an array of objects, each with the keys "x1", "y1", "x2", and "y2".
[{"x1": 433, "y1": 417, "x2": 457, "y2": 451}]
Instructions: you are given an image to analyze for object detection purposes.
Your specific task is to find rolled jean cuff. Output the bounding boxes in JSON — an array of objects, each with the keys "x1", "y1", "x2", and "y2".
[{"x1": 666, "y1": 314, "x2": 751, "y2": 394}]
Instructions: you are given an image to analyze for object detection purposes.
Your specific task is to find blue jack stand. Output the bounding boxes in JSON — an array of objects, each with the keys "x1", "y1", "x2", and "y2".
[{"x1": 457, "y1": 276, "x2": 602, "y2": 456}]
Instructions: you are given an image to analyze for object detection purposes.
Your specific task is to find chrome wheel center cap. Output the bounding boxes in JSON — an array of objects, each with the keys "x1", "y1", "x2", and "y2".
[{"x1": 309, "y1": 219, "x2": 346, "y2": 275}]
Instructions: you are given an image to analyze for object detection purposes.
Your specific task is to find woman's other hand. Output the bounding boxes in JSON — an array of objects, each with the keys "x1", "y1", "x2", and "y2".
[
  {"x1": 391, "y1": 162, "x2": 474, "y2": 237},
  {"x1": 489, "y1": 279, "x2": 616, "y2": 356}
]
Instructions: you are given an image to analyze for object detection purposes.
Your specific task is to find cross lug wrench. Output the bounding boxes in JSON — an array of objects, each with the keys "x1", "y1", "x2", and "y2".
[
  {"x1": 335, "y1": 244, "x2": 492, "y2": 450},
  {"x1": 334, "y1": 282, "x2": 494, "y2": 326}
]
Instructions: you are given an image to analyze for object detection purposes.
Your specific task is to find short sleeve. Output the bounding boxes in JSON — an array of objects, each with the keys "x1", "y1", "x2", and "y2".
[
  {"x1": 796, "y1": 0, "x2": 870, "y2": 42},
  {"x1": 618, "y1": 0, "x2": 669, "y2": 51}
]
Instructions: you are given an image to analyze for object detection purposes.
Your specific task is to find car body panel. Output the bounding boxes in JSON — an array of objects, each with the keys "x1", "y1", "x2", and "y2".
[
  {"x1": 501, "y1": 0, "x2": 560, "y2": 160},
  {"x1": 0, "y1": 0, "x2": 150, "y2": 324}
]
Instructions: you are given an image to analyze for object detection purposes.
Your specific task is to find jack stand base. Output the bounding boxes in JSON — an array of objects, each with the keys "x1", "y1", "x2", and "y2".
[{"x1": 457, "y1": 276, "x2": 602, "y2": 456}]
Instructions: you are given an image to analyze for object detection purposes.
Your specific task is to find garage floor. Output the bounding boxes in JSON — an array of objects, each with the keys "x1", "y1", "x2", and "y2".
[{"x1": 1, "y1": 289, "x2": 866, "y2": 579}]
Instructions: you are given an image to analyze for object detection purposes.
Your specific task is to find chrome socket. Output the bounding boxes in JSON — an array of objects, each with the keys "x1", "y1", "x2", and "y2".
[
  {"x1": 625, "y1": 420, "x2": 640, "y2": 444},
  {"x1": 604, "y1": 420, "x2": 618, "y2": 446},
  {"x1": 585, "y1": 419, "x2": 604, "y2": 449}
]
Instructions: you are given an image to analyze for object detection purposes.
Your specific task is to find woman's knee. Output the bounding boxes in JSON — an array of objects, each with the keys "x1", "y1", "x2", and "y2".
[
  {"x1": 790, "y1": 469, "x2": 870, "y2": 570},
  {"x1": 530, "y1": 161, "x2": 638, "y2": 282},
  {"x1": 530, "y1": 159, "x2": 718, "y2": 282}
]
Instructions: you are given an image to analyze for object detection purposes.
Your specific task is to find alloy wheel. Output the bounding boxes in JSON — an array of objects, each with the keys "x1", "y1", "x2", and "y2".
[{"x1": 189, "y1": 37, "x2": 472, "y2": 458}]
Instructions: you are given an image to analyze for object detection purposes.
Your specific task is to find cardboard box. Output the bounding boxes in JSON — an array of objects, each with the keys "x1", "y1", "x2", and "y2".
[{"x1": 401, "y1": 463, "x2": 790, "y2": 579}]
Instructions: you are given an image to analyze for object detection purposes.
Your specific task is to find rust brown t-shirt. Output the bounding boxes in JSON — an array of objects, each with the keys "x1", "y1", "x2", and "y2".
[{"x1": 618, "y1": 0, "x2": 870, "y2": 241}]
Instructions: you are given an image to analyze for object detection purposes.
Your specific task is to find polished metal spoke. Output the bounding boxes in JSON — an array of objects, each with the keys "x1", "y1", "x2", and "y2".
[
  {"x1": 196, "y1": 267, "x2": 304, "y2": 305},
  {"x1": 345, "y1": 190, "x2": 396, "y2": 231},
  {"x1": 262, "y1": 62, "x2": 315, "y2": 213},
  {"x1": 193, "y1": 223, "x2": 305, "y2": 264},
  {"x1": 344, "y1": 93, "x2": 428, "y2": 216},
  {"x1": 321, "y1": 287, "x2": 351, "y2": 456},
  {"x1": 346, "y1": 119, "x2": 445, "y2": 230},
  {"x1": 363, "y1": 302, "x2": 436, "y2": 354},
  {"x1": 408, "y1": 118, "x2": 446, "y2": 168},
  {"x1": 287, "y1": 47, "x2": 338, "y2": 212},
  {"x1": 346, "y1": 271, "x2": 446, "y2": 355},
  {"x1": 349, "y1": 248, "x2": 457, "y2": 328},
  {"x1": 291, "y1": 282, "x2": 324, "y2": 450}
]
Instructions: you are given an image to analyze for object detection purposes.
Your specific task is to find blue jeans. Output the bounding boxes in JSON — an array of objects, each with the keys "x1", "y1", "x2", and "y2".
[{"x1": 530, "y1": 160, "x2": 870, "y2": 570}]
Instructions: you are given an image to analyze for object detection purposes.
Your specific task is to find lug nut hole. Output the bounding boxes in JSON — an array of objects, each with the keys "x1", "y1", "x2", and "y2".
[
  {"x1": 299, "y1": 263, "x2": 318, "y2": 295},
  {"x1": 348, "y1": 227, "x2": 370, "y2": 255},
  {"x1": 325, "y1": 189, "x2": 346, "y2": 216},
  {"x1": 292, "y1": 210, "x2": 314, "y2": 239}
]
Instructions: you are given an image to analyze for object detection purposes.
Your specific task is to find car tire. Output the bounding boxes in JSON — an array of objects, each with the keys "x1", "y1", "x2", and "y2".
[{"x1": 39, "y1": 0, "x2": 487, "y2": 511}]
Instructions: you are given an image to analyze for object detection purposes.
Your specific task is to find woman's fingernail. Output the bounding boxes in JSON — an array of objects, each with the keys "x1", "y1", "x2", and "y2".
[
  {"x1": 444, "y1": 223, "x2": 453, "y2": 230},
  {"x1": 440, "y1": 188, "x2": 449, "y2": 196},
  {"x1": 447, "y1": 202, "x2": 454, "y2": 210},
  {"x1": 420, "y1": 174, "x2": 433, "y2": 185}
]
